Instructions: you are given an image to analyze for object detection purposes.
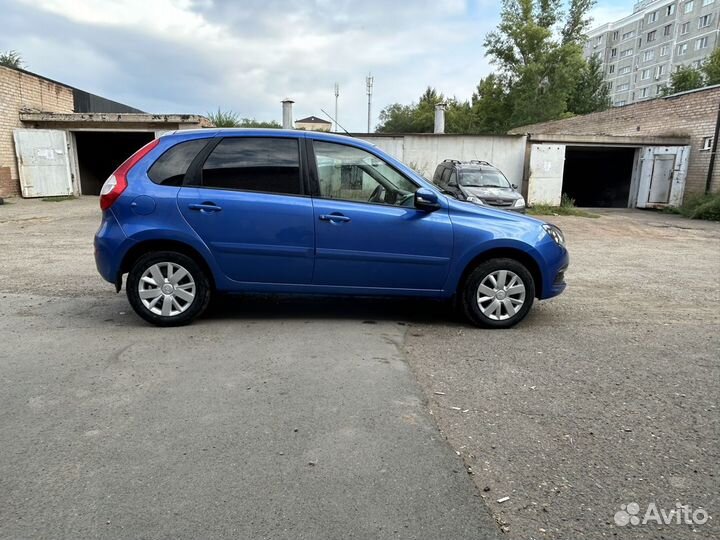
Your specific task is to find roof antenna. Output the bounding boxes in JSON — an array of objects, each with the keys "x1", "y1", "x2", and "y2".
[{"x1": 320, "y1": 108, "x2": 351, "y2": 136}]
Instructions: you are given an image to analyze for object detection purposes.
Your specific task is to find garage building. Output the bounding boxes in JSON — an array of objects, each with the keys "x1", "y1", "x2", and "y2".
[
  {"x1": 0, "y1": 65, "x2": 208, "y2": 198},
  {"x1": 511, "y1": 85, "x2": 720, "y2": 208}
]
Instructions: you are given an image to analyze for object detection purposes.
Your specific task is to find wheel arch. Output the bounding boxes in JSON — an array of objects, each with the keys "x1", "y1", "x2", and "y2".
[
  {"x1": 118, "y1": 239, "x2": 216, "y2": 292},
  {"x1": 455, "y1": 247, "x2": 543, "y2": 299}
]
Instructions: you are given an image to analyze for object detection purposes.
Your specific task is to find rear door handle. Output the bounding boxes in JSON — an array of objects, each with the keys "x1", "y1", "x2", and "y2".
[
  {"x1": 319, "y1": 214, "x2": 351, "y2": 223},
  {"x1": 188, "y1": 203, "x2": 222, "y2": 213}
]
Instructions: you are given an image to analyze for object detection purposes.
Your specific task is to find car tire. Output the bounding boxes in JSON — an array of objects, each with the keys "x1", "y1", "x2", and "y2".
[
  {"x1": 126, "y1": 251, "x2": 211, "y2": 327},
  {"x1": 461, "y1": 258, "x2": 535, "y2": 329}
]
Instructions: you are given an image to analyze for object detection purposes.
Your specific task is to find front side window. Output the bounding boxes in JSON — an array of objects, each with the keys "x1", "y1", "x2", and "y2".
[
  {"x1": 201, "y1": 137, "x2": 301, "y2": 195},
  {"x1": 313, "y1": 141, "x2": 418, "y2": 207},
  {"x1": 148, "y1": 139, "x2": 208, "y2": 186}
]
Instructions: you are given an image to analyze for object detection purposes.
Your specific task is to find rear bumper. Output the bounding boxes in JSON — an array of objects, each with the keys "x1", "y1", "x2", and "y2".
[{"x1": 94, "y1": 210, "x2": 131, "y2": 284}]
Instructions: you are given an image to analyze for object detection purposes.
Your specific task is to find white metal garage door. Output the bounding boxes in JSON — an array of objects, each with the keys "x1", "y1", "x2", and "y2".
[
  {"x1": 527, "y1": 144, "x2": 566, "y2": 206},
  {"x1": 13, "y1": 129, "x2": 73, "y2": 198},
  {"x1": 635, "y1": 146, "x2": 689, "y2": 208}
]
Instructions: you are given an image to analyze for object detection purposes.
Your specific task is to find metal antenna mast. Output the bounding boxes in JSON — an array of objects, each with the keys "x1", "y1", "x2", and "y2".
[
  {"x1": 365, "y1": 74, "x2": 374, "y2": 133},
  {"x1": 333, "y1": 83, "x2": 340, "y2": 133}
]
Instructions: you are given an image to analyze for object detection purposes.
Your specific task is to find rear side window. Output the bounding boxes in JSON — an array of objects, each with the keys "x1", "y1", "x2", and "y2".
[
  {"x1": 201, "y1": 137, "x2": 301, "y2": 195},
  {"x1": 147, "y1": 139, "x2": 209, "y2": 186}
]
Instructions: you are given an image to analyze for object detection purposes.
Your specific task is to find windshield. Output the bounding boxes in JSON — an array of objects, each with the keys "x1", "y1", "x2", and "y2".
[{"x1": 459, "y1": 170, "x2": 511, "y2": 188}]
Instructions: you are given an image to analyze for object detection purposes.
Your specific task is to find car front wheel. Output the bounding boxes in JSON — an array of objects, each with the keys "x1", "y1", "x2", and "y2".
[
  {"x1": 126, "y1": 251, "x2": 211, "y2": 327},
  {"x1": 461, "y1": 258, "x2": 535, "y2": 329}
]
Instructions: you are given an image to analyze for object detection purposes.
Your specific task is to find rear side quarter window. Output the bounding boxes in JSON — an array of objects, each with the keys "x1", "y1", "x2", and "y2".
[
  {"x1": 147, "y1": 139, "x2": 210, "y2": 186},
  {"x1": 201, "y1": 137, "x2": 302, "y2": 195}
]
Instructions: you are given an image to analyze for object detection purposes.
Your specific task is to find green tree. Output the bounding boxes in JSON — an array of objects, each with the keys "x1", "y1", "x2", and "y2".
[
  {"x1": 0, "y1": 50, "x2": 24, "y2": 68},
  {"x1": 237, "y1": 118, "x2": 281, "y2": 128},
  {"x1": 377, "y1": 87, "x2": 473, "y2": 133},
  {"x1": 470, "y1": 74, "x2": 512, "y2": 133},
  {"x1": 566, "y1": 55, "x2": 611, "y2": 115},
  {"x1": 661, "y1": 65, "x2": 705, "y2": 95},
  {"x1": 207, "y1": 108, "x2": 280, "y2": 128},
  {"x1": 702, "y1": 47, "x2": 720, "y2": 86},
  {"x1": 483, "y1": 0, "x2": 592, "y2": 128}
]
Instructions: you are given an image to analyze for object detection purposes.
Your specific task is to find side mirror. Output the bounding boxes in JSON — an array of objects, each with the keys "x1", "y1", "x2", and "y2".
[{"x1": 414, "y1": 188, "x2": 441, "y2": 212}]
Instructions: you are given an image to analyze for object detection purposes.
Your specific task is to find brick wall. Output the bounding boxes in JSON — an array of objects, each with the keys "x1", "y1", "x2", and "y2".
[
  {"x1": 0, "y1": 66, "x2": 74, "y2": 197},
  {"x1": 511, "y1": 86, "x2": 720, "y2": 197}
]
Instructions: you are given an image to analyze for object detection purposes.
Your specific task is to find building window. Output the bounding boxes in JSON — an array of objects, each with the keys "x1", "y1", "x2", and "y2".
[
  {"x1": 622, "y1": 30, "x2": 635, "y2": 40},
  {"x1": 684, "y1": 0, "x2": 694, "y2": 13},
  {"x1": 660, "y1": 44, "x2": 670, "y2": 56},
  {"x1": 619, "y1": 65, "x2": 632, "y2": 75},
  {"x1": 664, "y1": 24, "x2": 673, "y2": 36},
  {"x1": 611, "y1": 47, "x2": 618, "y2": 57},
  {"x1": 644, "y1": 50, "x2": 655, "y2": 61},
  {"x1": 618, "y1": 83, "x2": 630, "y2": 91},
  {"x1": 695, "y1": 36, "x2": 709, "y2": 49},
  {"x1": 698, "y1": 14, "x2": 713, "y2": 28},
  {"x1": 596, "y1": 35, "x2": 603, "y2": 43},
  {"x1": 680, "y1": 22, "x2": 690, "y2": 34},
  {"x1": 666, "y1": 3, "x2": 676, "y2": 14},
  {"x1": 648, "y1": 11, "x2": 658, "y2": 23},
  {"x1": 616, "y1": 100, "x2": 627, "y2": 106},
  {"x1": 613, "y1": 31, "x2": 619, "y2": 40},
  {"x1": 641, "y1": 68, "x2": 651, "y2": 80},
  {"x1": 609, "y1": 64, "x2": 616, "y2": 74},
  {"x1": 678, "y1": 42, "x2": 689, "y2": 55},
  {"x1": 656, "y1": 64, "x2": 667, "y2": 77},
  {"x1": 703, "y1": 137, "x2": 714, "y2": 150},
  {"x1": 620, "y1": 48, "x2": 634, "y2": 58},
  {"x1": 607, "y1": 81, "x2": 614, "y2": 90},
  {"x1": 702, "y1": 0, "x2": 714, "y2": 6},
  {"x1": 657, "y1": 84, "x2": 665, "y2": 94},
  {"x1": 640, "y1": 87, "x2": 649, "y2": 98},
  {"x1": 647, "y1": 30, "x2": 657, "y2": 42}
]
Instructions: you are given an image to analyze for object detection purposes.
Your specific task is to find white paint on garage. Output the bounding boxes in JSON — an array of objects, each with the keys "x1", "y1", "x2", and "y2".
[
  {"x1": 634, "y1": 146, "x2": 690, "y2": 208},
  {"x1": 365, "y1": 134, "x2": 527, "y2": 188},
  {"x1": 13, "y1": 129, "x2": 73, "y2": 198},
  {"x1": 527, "y1": 144, "x2": 566, "y2": 206}
]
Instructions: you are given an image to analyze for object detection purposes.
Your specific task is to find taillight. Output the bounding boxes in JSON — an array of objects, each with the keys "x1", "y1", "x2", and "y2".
[{"x1": 100, "y1": 138, "x2": 160, "y2": 210}]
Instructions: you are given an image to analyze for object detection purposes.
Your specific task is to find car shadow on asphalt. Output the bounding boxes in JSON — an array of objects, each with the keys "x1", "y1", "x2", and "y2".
[{"x1": 202, "y1": 294, "x2": 460, "y2": 326}]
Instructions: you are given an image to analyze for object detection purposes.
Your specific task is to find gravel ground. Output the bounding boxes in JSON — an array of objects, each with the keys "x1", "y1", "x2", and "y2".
[
  {"x1": 1, "y1": 198, "x2": 717, "y2": 539},
  {"x1": 403, "y1": 209, "x2": 720, "y2": 539}
]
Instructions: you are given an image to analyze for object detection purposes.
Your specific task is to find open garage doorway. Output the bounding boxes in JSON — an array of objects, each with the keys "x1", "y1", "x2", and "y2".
[
  {"x1": 74, "y1": 131, "x2": 154, "y2": 195},
  {"x1": 561, "y1": 146, "x2": 636, "y2": 207}
]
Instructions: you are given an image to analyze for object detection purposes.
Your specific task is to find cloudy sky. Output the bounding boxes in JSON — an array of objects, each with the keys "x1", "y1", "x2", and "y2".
[{"x1": 2, "y1": 0, "x2": 629, "y2": 131}]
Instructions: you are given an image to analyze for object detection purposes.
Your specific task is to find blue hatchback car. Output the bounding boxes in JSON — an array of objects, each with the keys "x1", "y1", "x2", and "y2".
[{"x1": 94, "y1": 129, "x2": 568, "y2": 328}]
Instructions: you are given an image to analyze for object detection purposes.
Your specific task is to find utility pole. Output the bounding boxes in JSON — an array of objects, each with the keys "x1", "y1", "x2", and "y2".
[
  {"x1": 334, "y1": 83, "x2": 340, "y2": 133},
  {"x1": 366, "y1": 74, "x2": 374, "y2": 133}
]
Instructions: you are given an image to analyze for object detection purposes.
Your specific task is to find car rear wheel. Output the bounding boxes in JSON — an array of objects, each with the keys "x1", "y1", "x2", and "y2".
[
  {"x1": 126, "y1": 251, "x2": 211, "y2": 327},
  {"x1": 461, "y1": 258, "x2": 535, "y2": 329}
]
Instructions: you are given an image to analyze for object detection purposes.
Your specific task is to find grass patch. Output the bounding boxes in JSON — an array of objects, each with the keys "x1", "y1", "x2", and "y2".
[
  {"x1": 528, "y1": 194, "x2": 600, "y2": 218},
  {"x1": 667, "y1": 193, "x2": 720, "y2": 221},
  {"x1": 41, "y1": 195, "x2": 76, "y2": 202}
]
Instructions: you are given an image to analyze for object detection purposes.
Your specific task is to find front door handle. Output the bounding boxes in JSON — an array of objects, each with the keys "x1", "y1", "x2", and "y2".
[
  {"x1": 319, "y1": 213, "x2": 351, "y2": 223},
  {"x1": 188, "y1": 203, "x2": 222, "y2": 213}
]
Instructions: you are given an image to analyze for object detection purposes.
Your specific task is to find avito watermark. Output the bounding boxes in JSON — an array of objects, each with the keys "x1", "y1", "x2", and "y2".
[{"x1": 614, "y1": 502, "x2": 709, "y2": 527}]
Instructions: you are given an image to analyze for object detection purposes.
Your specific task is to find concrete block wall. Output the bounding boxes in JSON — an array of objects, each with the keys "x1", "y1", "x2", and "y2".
[
  {"x1": 511, "y1": 86, "x2": 720, "y2": 198},
  {"x1": 362, "y1": 134, "x2": 528, "y2": 190},
  {"x1": 0, "y1": 66, "x2": 74, "y2": 197}
]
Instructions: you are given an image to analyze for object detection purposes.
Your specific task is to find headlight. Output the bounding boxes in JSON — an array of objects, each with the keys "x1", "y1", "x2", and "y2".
[
  {"x1": 513, "y1": 197, "x2": 526, "y2": 207},
  {"x1": 466, "y1": 196, "x2": 484, "y2": 205},
  {"x1": 543, "y1": 223, "x2": 565, "y2": 246}
]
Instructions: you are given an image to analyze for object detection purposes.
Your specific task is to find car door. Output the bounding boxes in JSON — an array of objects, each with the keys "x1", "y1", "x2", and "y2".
[
  {"x1": 177, "y1": 135, "x2": 315, "y2": 284},
  {"x1": 309, "y1": 139, "x2": 453, "y2": 291}
]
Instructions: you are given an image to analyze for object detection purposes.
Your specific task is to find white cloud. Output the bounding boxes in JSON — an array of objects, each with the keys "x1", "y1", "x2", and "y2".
[{"x1": 7, "y1": 0, "x2": 497, "y2": 130}]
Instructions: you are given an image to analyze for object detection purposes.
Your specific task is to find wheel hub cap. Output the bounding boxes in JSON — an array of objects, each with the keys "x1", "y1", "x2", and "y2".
[
  {"x1": 138, "y1": 262, "x2": 196, "y2": 317},
  {"x1": 476, "y1": 269, "x2": 526, "y2": 321}
]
